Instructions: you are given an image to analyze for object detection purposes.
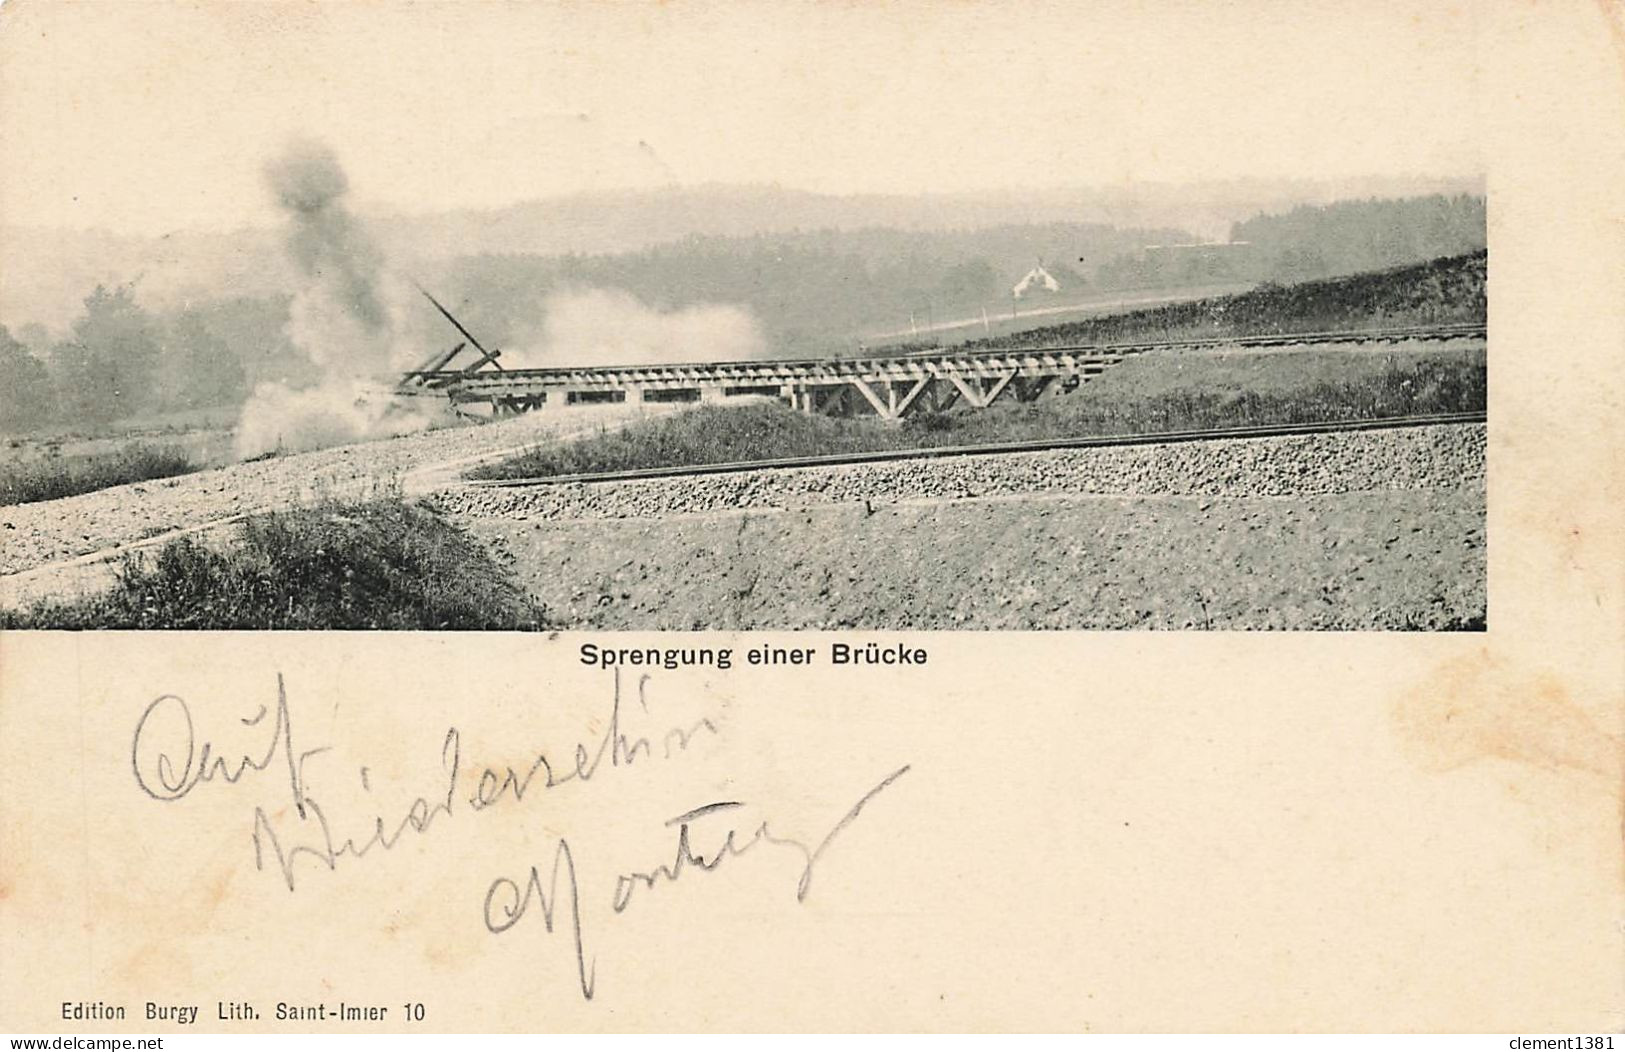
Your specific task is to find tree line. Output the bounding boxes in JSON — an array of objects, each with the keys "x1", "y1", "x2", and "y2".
[
  {"x1": 0, "y1": 285, "x2": 313, "y2": 432},
  {"x1": 441, "y1": 195, "x2": 1485, "y2": 353}
]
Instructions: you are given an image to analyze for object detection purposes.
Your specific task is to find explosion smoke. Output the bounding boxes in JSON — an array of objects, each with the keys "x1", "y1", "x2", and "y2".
[
  {"x1": 512, "y1": 287, "x2": 767, "y2": 368},
  {"x1": 234, "y1": 140, "x2": 436, "y2": 459}
]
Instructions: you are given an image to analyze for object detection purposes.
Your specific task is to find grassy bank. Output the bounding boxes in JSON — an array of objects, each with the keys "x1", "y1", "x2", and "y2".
[
  {"x1": 0, "y1": 444, "x2": 198, "y2": 506},
  {"x1": 477, "y1": 401, "x2": 899, "y2": 478},
  {"x1": 474, "y1": 345, "x2": 1486, "y2": 479},
  {"x1": 954, "y1": 250, "x2": 1486, "y2": 351},
  {"x1": 2, "y1": 498, "x2": 549, "y2": 630},
  {"x1": 938, "y1": 344, "x2": 1486, "y2": 442}
]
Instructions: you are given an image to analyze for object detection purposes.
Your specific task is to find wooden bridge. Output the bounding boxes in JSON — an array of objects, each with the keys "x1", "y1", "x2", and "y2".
[{"x1": 398, "y1": 316, "x2": 1485, "y2": 421}]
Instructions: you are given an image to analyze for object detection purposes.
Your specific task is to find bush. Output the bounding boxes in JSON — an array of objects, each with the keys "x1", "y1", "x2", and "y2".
[
  {"x1": 2, "y1": 499, "x2": 549, "y2": 630},
  {"x1": 0, "y1": 445, "x2": 196, "y2": 506},
  {"x1": 473, "y1": 403, "x2": 900, "y2": 479},
  {"x1": 902, "y1": 411, "x2": 961, "y2": 434}
]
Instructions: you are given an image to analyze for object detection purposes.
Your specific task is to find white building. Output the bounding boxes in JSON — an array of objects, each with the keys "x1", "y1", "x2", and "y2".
[{"x1": 1012, "y1": 264, "x2": 1061, "y2": 299}]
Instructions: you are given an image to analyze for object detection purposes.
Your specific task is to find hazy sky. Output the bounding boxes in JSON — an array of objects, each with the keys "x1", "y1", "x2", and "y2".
[{"x1": 0, "y1": 0, "x2": 1484, "y2": 236}]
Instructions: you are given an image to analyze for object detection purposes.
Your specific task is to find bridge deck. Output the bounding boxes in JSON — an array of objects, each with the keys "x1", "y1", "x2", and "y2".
[{"x1": 399, "y1": 323, "x2": 1485, "y2": 420}]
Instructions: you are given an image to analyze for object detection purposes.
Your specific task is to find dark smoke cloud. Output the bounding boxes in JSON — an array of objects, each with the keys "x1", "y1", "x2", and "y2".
[
  {"x1": 234, "y1": 139, "x2": 437, "y2": 459},
  {"x1": 262, "y1": 139, "x2": 391, "y2": 352}
]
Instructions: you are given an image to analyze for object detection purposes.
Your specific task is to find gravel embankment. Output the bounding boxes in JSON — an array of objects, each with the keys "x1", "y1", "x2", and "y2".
[
  {"x1": 0, "y1": 404, "x2": 651, "y2": 576},
  {"x1": 466, "y1": 487, "x2": 1486, "y2": 630},
  {"x1": 433, "y1": 423, "x2": 1486, "y2": 522}
]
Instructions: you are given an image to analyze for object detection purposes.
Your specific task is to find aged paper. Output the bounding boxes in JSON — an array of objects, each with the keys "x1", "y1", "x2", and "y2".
[{"x1": 1, "y1": 0, "x2": 1621, "y2": 1034}]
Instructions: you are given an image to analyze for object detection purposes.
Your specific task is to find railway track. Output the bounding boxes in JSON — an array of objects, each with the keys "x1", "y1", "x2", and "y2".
[
  {"x1": 410, "y1": 322, "x2": 1486, "y2": 387},
  {"x1": 467, "y1": 410, "x2": 1488, "y2": 488}
]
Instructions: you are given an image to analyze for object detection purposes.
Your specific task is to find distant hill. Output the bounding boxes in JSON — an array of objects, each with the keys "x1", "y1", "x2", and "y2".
[
  {"x1": 433, "y1": 221, "x2": 1194, "y2": 356},
  {"x1": 430, "y1": 195, "x2": 1485, "y2": 355},
  {"x1": 1, "y1": 176, "x2": 1483, "y2": 332},
  {"x1": 1229, "y1": 195, "x2": 1486, "y2": 281},
  {"x1": 372, "y1": 175, "x2": 1483, "y2": 258},
  {"x1": 1090, "y1": 195, "x2": 1486, "y2": 291}
]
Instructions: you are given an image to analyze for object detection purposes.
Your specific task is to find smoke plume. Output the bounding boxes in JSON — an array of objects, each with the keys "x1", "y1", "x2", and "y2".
[
  {"x1": 512, "y1": 287, "x2": 767, "y2": 368},
  {"x1": 235, "y1": 140, "x2": 437, "y2": 459}
]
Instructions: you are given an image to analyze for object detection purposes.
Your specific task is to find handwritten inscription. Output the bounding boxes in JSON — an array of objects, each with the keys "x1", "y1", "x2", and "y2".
[
  {"x1": 129, "y1": 671, "x2": 911, "y2": 1000},
  {"x1": 130, "y1": 670, "x2": 719, "y2": 890},
  {"x1": 483, "y1": 766, "x2": 911, "y2": 1000},
  {"x1": 131, "y1": 677, "x2": 321, "y2": 815}
]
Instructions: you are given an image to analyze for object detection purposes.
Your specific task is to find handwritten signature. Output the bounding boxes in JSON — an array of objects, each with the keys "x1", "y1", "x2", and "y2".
[{"x1": 482, "y1": 765, "x2": 912, "y2": 1000}]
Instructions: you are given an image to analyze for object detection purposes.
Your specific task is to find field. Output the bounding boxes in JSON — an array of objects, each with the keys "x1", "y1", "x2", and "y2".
[
  {"x1": 0, "y1": 404, "x2": 241, "y2": 505},
  {"x1": 960, "y1": 250, "x2": 1486, "y2": 349},
  {"x1": 472, "y1": 342, "x2": 1486, "y2": 480},
  {"x1": 863, "y1": 283, "x2": 1253, "y2": 348}
]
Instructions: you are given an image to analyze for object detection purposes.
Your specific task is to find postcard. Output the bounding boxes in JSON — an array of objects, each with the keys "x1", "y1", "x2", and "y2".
[{"x1": 0, "y1": 0, "x2": 1619, "y2": 1034}]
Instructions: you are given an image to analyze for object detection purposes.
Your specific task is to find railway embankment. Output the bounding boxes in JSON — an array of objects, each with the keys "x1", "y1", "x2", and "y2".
[
  {"x1": 433, "y1": 422, "x2": 1485, "y2": 523},
  {"x1": 0, "y1": 403, "x2": 654, "y2": 578}
]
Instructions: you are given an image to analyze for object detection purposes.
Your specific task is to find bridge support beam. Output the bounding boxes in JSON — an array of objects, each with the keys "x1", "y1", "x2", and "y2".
[
  {"x1": 942, "y1": 371, "x2": 1019, "y2": 409},
  {"x1": 837, "y1": 377, "x2": 943, "y2": 420},
  {"x1": 982, "y1": 371, "x2": 1016, "y2": 407},
  {"x1": 946, "y1": 375, "x2": 990, "y2": 408},
  {"x1": 849, "y1": 378, "x2": 892, "y2": 418},
  {"x1": 894, "y1": 377, "x2": 931, "y2": 418}
]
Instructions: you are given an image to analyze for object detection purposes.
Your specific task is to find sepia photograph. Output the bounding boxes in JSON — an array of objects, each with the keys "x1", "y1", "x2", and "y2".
[
  {"x1": 2, "y1": 0, "x2": 1621, "y2": 1040},
  {"x1": 0, "y1": 0, "x2": 1489, "y2": 631}
]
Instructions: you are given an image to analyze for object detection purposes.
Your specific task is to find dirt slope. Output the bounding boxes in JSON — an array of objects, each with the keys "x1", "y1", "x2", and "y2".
[{"x1": 462, "y1": 486, "x2": 1484, "y2": 631}]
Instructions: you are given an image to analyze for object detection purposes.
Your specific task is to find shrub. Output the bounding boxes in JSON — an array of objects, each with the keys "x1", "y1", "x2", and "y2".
[
  {"x1": 0, "y1": 445, "x2": 196, "y2": 506},
  {"x1": 2, "y1": 499, "x2": 549, "y2": 630}
]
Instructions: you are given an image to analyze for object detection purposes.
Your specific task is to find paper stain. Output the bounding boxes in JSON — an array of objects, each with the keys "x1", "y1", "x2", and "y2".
[
  {"x1": 1394, "y1": 648, "x2": 1621, "y2": 787},
  {"x1": 201, "y1": 863, "x2": 237, "y2": 920},
  {"x1": 114, "y1": 842, "x2": 243, "y2": 986},
  {"x1": 1394, "y1": 648, "x2": 1624, "y2": 896},
  {"x1": 1595, "y1": 0, "x2": 1625, "y2": 85}
]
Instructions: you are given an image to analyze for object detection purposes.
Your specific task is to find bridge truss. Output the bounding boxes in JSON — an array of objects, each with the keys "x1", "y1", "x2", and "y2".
[{"x1": 398, "y1": 320, "x2": 1485, "y2": 421}]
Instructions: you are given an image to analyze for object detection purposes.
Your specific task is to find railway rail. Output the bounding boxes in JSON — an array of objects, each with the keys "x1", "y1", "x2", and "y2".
[{"x1": 466, "y1": 410, "x2": 1488, "y2": 487}]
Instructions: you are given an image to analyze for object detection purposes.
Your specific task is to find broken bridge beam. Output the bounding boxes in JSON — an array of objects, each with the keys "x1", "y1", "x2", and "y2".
[
  {"x1": 415, "y1": 282, "x2": 505, "y2": 373},
  {"x1": 402, "y1": 341, "x2": 467, "y2": 389}
]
